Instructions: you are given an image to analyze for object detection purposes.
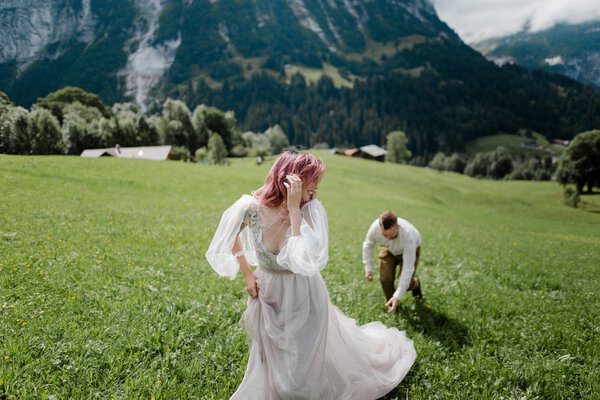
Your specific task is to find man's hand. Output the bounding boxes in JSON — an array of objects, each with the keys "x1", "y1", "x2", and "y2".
[
  {"x1": 385, "y1": 296, "x2": 400, "y2": 313},
  {"x1": 365, "y1": 271, "x2": 373, "y2": 281}
]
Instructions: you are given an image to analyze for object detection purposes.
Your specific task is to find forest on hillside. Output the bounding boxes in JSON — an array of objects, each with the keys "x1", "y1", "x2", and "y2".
[
  {"x1": 171, "y1": 43, "x2": 600, "y2": 157},
  {"x1": 2, "y1": 84, "x2": 598, "y2": 199}
]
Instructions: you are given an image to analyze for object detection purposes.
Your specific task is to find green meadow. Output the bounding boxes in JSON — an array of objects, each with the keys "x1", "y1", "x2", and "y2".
[
  {"x1": 1, "y1": 153, "x2": 599, "y2": 399},
  {"x1": 464, "y1": 133, "x2": 564, "y2": 157}
]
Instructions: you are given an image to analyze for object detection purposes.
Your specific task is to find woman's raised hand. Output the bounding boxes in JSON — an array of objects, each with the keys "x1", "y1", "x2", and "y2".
[
  {"x1": 283, "y1": 174, "x2": 302, "y2": 212},
  {"x1": 283, "y1": 174, "x2": 303, "y2": 236}
]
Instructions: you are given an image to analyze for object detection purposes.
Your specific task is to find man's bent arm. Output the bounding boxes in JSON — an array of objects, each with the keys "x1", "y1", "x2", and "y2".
[
  {"x1": 392, "y1": 245, "x2": 416, "y2": 299},
  {"x1": 362, "y1": 223, "x2": 378, "y2": 272}
]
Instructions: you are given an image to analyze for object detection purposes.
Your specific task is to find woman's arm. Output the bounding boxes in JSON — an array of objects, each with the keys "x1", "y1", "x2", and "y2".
[
  {"x1": 205, "y1": 194, "x2": 255, "y2": 280},
  {"x1": 284, "y1": 174, "x2": 302, "y2": 236},
  {"x1": 232, "y1": 231, "x2": 258, "y2": 298}
]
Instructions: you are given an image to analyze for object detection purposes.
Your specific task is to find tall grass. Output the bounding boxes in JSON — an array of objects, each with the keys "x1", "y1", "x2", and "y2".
[{"x1": 1, "y1": 154, "x2": 598, "y2": 399}]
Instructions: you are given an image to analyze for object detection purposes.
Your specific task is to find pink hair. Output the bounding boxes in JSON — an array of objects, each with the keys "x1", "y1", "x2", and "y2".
[{"x1": 255, "y1": 149, "x2": 325, "y2": 209}]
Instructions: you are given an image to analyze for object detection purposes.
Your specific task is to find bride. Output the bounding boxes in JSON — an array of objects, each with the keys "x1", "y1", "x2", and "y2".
[{"x1": 206, "y1": 149, "x2": 416, "y2": 399}]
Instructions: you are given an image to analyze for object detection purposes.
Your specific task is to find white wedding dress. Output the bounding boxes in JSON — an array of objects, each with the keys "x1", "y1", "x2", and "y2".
[{"x1": 206, "y1": 195, "x2": 416, "y2": 399}]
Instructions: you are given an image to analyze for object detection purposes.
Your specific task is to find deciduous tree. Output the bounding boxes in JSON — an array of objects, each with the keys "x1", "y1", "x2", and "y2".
[
  {"x1": 28, "y1": 108, "x2": 63, "y2": 154},
  {"x1": 556, "y1": 130, "x2": 600, "y2": 193},
  {"x1": 385, "y1": 131, "x2": 411, "y2": 164},
  {"x1": 265, "y1": 124, "x2": 289, "y2": 155},
  {"x1": 208, "y1": 133, "x2": 228, "y2": 164}
]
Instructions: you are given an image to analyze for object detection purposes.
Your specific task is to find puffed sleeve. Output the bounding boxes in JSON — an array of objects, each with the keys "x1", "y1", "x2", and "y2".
[
  {"x1": 205, "y1": 195, "x2": 257, "y2": 280},
  {"x1": 276, "y1": 199, "x2": 329, "y2": 276}
]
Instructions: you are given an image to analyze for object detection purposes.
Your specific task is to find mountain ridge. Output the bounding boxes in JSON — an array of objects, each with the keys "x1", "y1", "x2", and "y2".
[
  {"x1": 0, "y1": 0, "x2": 460, "y2": 108},
  {"x1": 474, "y1": 20, "x2": 600, "y2": 88},
  {"x1": 1, "y1": 0, "x2": 599, "y2": 155}
]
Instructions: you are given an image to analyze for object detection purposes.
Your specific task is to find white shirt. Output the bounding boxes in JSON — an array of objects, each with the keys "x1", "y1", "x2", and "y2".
[{"x1": 362, "y1": 217, "x2": 422, "y2": 300}]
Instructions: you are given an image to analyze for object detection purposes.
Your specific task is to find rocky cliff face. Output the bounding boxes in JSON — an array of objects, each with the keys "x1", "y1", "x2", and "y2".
[
  {"x1": 0, "y1": 0, "x2": 456, "y2": 108},
  {"x1": 119, "y1": 0, "x2": 180, "y2": 111},
  {"x1": 561, "y1": 51, "x2": 600, "y2": 88},
  {"x1": 0, "y1": 0, "x2": 95, "y2": 68}
]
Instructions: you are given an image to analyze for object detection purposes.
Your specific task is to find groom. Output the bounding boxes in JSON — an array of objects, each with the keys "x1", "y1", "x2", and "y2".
[{"x1": 362, "y1": 210, "x2": 423, "y2": 313}]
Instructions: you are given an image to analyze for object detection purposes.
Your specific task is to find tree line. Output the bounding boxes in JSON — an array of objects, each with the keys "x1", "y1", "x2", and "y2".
[
  {"x1": 2, "y1": 85, "x2": 597, "y2": 204},
  {"x1": 0, "y1": 87, "x2": 288, "y2": 165},
  {"x1": 172, "y1": 42, "x2": 600, "y2": 160},
  {"x1": 385, "y1": 128, "x2": 600, "y2": 203}
]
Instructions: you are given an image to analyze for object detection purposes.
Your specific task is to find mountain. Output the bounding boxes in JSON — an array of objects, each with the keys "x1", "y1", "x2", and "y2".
[
  {"x1": 0, "y1": 0, "x2": 453, "y2": 108},
  {"x1": 1, "y1": 0, "x2": 600, "y2": 155},
  {"x1": 476, "y1": 20, "x2": 600, "y2": 88}
]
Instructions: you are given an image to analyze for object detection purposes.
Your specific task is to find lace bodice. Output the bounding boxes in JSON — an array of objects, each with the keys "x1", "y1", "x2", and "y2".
[
  {"x1": 206, "y1": 194, "x2": 329, "y2": 279},
  {"x1": 243, "y1": 207, "x2": 288, "y2": 271}
]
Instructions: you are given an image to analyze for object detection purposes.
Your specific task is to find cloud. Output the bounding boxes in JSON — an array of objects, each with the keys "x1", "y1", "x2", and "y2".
[{"x1": 431, "y1": 0, "x2": 600, "y2": 43}]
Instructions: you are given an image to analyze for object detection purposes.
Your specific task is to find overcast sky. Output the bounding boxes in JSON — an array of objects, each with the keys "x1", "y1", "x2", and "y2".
[{"x1": 430, "y1": 0, "x2": 600, "y2": 43}]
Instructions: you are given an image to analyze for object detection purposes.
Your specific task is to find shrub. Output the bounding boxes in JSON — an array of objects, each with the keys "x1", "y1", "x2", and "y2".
[
  {"x1": 170, "y1": 146, "x2": 190, "y2": 161},
  {"x1": 194, "y1": 147, "x2": 208, "y2": 162},
  {"x1": 563, "y1": 186, "x2": 580, "y2": 208},
  {"x1": 522, "y1": 169, "x2": 535, "y2": 180},
  {"x1": 409, "y1": 156, "x2": 427, "y2": 166},
  {"x1": 428, "y1": 152, "x2": 446, "y2": 171},
  {"x1": 265, "y1": 125, "x2": 289, "y2": 155},
  {"x1": 444, "y1": 153, "x2": 467, "y2": 173},
  {"x1": 466, "y1": 147, "x2": 513, "y2": 179},
  {"x1": 229, "y1": 144, "x2": 248, "y2": 157},
  {"x1": 535, "y1": 169, "x2": 552, "y2": 181},
  {"x1": 241, "y1": 131, "x2": 256, "y2": 148},
  {"x1": 465, "y1": 152, "x2": 491, "y2": 178},
  {"x1": 489, "y1": 146, "x2": 513, "y2": 179},
  {"x1": 242, "y1": 131, "x2": 271, "y2": 157},
  {"x1": 249, "y1": 146, "x2": 270, "y2": 158},
  {"x1": 207, "y1": 133, "x2": 228, "y2": 165},
  {"x1": 508, "y1": 169, "x2": 525, "y2": 180}
]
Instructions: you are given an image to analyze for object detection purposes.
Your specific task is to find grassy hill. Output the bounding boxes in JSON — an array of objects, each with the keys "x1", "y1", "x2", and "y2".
[
  {"x1": 1, "y1": 154, "x2": 599, "y2": 398},
  {"x1": 465, "y1": 133, "x2": 565, "y2": 158}
]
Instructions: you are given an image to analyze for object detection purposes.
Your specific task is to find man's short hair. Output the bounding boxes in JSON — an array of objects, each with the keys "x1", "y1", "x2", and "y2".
[{"x1": 379, "y1": 211, "x2": 398, "y2": 230}]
